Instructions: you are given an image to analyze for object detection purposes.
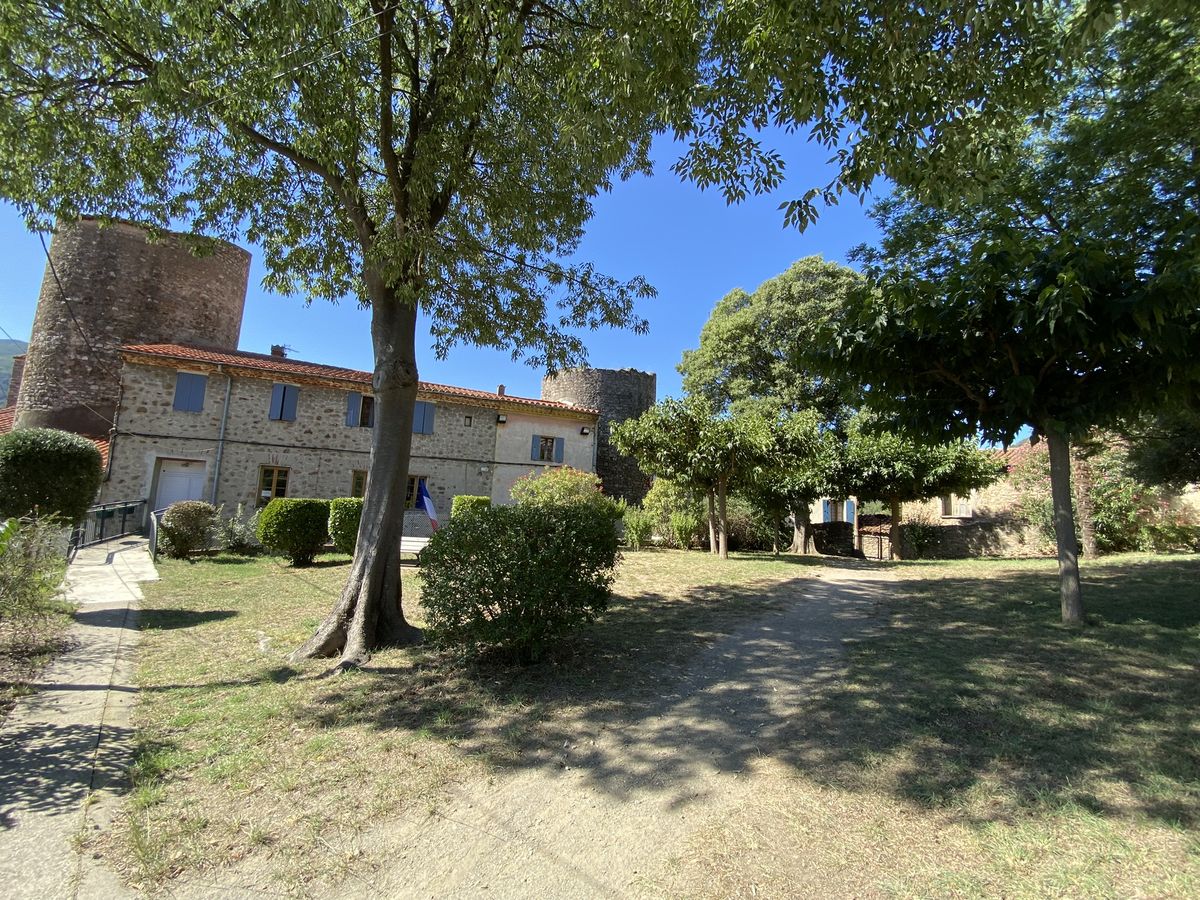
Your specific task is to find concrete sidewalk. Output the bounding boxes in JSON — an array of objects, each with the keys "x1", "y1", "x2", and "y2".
[{"x1": 0, "y1": 536, "x2": 156, "y2": 899}]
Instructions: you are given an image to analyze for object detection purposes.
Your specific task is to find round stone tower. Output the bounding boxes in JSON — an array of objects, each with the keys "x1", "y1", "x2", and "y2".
[
  {"x1": 541, "y1": 367, "x2": 656, "y2": 503},
  {"x1": 15, "y1": 218, "x2": 250, "y2": 437}
]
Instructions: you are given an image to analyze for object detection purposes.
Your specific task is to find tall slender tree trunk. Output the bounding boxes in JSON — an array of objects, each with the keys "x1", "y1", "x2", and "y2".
[
  {"x1": 292, "y1": 283, "x2": 422, "y2": 666},
  {"x1": 788, "y1": 503, "x2": 812, "y2": 555},
  {"x1": 1046, "y1": 429, "x2": 1085, "y2": 624},
  {"x1": 1072, "y1": 447, "x2": 1098, "y2": 558},
  {"x1": 716, "y1": 475, "x2": 729, "y2": 559},
  {"x1": 889, "y1": 497, "x2": 904, "y2": 561},
  {"x1": 706, "y1": 489, "x2": 718, "y2": 554}
]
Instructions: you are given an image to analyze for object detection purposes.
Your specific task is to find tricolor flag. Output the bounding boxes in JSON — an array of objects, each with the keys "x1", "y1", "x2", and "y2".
[{"x1": 416, "y1": 479, "x2": 440, "y2": 531}]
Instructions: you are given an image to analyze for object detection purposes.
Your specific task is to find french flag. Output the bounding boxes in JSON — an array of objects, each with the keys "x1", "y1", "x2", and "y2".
[{"x1": 417, "y1": 479, "x2": 440, "y2": 531}]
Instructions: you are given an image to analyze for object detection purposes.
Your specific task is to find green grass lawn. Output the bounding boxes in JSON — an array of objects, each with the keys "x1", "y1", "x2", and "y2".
[
  {"x1": 675, "y1": 553, "x2": 1200, "y2": 898},
  {"x1": 104, "y1": 548, "x2": 820, "y2": 889},
  {"x1": 105, "y1": 549, "x2": 1200, "y2": 896}
]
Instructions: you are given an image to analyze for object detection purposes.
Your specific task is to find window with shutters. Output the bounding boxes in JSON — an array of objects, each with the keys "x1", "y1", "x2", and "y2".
[
  {"x1": 268, "y1": 384, "x2": 299, "y2": 421},
  {"x1": 344, "y1": 392, "x2": 375, "y2": 428},
  {"x1": 412, "y1": 400, "x2": 435, "y2": 434},
  {"x1": 351, "y1": 470, "x2": 367, "y2": 497},
  {"x1": 258, "y1": 466, "x2": 289, "y2": 506},
  {"x1": 172, "y1": 371, "x2": 207, "y2": 413},
  {"x1": 531, "y1": 434, "x2": 564, "y2": 463}
]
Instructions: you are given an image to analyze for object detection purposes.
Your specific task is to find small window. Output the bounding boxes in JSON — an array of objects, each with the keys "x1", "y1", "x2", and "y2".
[
  {"x1": 345, "y1": 392, "x2": 375, "y2": 428},
  {"x1": 173, "y1": 372, "x2": 207, "y2": 413},
  {"x1": 941, "y1": 494, "x2": 972, "y2": 518},
  {"x1": 351, "y1": 470, "x2": 367, "y2": 498},
  {"x1": 531, "y1": 434, "x2": 564, "y2": 463},
  {"x1": 269, "y1": 384, "x2": 299, "y2": 421},
  {"x1": 258, "y1": 466, "x2": 289, "y2": 506},
  {"x1": 464, "y1": 415, "x2": 472, "y2": 427},
  {"x1": 404, "y1": 475, "x2": 427, "y2": 509},
  {"x1": 412, "y1": 401, "x2": 436, "y2": 435}
]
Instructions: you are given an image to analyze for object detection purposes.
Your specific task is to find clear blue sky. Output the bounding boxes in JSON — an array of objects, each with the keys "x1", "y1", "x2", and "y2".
[{"x1": 0, "y1": 129, "x2": 881, "y2": 403}]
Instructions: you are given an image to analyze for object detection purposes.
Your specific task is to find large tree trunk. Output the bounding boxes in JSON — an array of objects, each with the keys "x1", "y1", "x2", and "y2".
[
  {"x1": 788, "y1": 503, "x2": 812, "y2": 555},
  {"x1": 716, "y1": 475, "x2": 729, "y2": 560},
  {"x1": 292, "y1": 288, "x2": 422, "y2": 666},
  {"x1": 706, "y1": 489, "x2": 718, "y2": 555},
  {"x1": 889, "y1": 497, "x2": 903, "y2": 561},
  {"x1": 1046, "y1": 429, "x2": 1085, "y2": 624},
  {"x1": 1072, "y1": 447, "x2": 1098, "y2": 558}
]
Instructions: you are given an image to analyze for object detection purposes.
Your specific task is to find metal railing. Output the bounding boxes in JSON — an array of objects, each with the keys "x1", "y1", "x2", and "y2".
[
  {"x1": 148, "y1": 507, "x2": 167, "y2": 562},
  {"x1": 69, "y1": 499, "x2": 148, "y2": 557}
]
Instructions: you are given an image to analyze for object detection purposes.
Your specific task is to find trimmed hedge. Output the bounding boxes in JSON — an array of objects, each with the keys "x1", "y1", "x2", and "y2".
[
  {"x1": 158, "y1": 500, "x2": 218, "y2": 559},
  {"x1": 450, "y1": 495, "x2": 491, "y2": 518},
  {"x1": 257, "y1": 498, "x2": 330, "y2": 566},
  {"x1": 0, "y1": 428, "x2": 102, "y2": 524},
  {"x1": 328, "y1": 497, "x2": 364, "y2": 554},
  {"x1": 420, "y1": 503, "x2": 620, "y2": 663}
]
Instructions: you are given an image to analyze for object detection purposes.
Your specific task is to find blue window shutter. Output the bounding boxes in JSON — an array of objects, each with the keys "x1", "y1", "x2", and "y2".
[
  {"x1": 846, "y1": 499, "x2": 856, "y2": 523},
  {"x1": 420, "y1": 402, "x2": 435, "y2": 434},
  {"x1": 193, "y1": 375, "x2": 207, "y2": 410},
  {"x1": 531, "y1": 435, "x2": 541, "y2": 461},
  {"x1": 174, "y1": 372, "x2": 206, "y2": 412},
  {"x1": 281, "y1": 386, "x2": 298, "y2": 421},
  {"x1": 345, "y1": 392, "x2": 360, "y2": 427},
  {"x1": 269, "y1": 384, "x2": 285, "y2": 420},
  {"x1": 822, "y1": 500, "x2": 831, "y2": 523},
  {"x1": 553, "y1": 437, "x2": 564, "y2": 463},
  {"x1": 412, "y1": 401, "x2": 431, "y2": 434}
]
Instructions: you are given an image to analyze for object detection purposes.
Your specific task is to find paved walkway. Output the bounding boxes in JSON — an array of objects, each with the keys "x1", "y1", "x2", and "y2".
[{"x1": 0, "y1": 537, "x2": 156, "y2": 900}]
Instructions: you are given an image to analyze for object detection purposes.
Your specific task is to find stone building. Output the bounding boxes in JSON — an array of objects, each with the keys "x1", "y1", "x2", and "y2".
[{"x1": 0, "y1": 219, "x2": 655, "y2": 530}]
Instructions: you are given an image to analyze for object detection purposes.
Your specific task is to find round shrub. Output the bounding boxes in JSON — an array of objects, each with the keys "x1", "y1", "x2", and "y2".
[
  {"x1": 256, "y1": 498, "x2": 330, "y2": 566},
  {"x1": 158, "y1": 500, "x2": 218, "y2": 559},
  {"x1": 420, "y1": 503, "x2": 620, "y2": 663},
  {"x1": 510, "y1": 466, "x2": 623, "y2": 523},
  {"x1": 450, "y1": 494, "x2": 491, "y2": 519},
  {"x1": 0, "y1": 428, "x2": 102, "y2": 524},
  {"x1": 328, "y1": 497, "x2": 364, "y2": 554}
]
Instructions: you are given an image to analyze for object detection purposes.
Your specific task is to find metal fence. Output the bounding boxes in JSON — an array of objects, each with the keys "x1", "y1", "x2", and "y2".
[{"x1": 69, "y1": 499, "x2": 147, "y2": 557}]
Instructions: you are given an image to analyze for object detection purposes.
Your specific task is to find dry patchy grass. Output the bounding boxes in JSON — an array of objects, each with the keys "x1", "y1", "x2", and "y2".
[
  {"x1": 102, "y1": 547, "x2": 819, "y2": 891},
  {"x1": 0, "y1": 601, "x2": 74, "y2": 720}
]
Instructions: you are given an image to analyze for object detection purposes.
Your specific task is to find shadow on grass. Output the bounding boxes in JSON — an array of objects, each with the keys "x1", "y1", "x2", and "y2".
[{"x1": 287, "y1": 556, "x2": 1200, "y2": 828}]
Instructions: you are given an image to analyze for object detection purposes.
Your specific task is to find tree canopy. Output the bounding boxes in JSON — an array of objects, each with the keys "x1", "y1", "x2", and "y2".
[{"x1": 822, "y1": 2, "x2": 1200, "y2": 618}]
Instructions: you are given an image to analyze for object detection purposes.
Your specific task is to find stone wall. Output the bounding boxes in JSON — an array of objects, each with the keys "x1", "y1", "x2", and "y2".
[
  {"x1": 101, "y1": 359, "x2": 499, "y2": 535},
  {"x1": 540, "y1": 367, "x2": 656, "y2": 503},
  {"x1": 15, "y1": 219, "x2": 249, "y2": 436}
]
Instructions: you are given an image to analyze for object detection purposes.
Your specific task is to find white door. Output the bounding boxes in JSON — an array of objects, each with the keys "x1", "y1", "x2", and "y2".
[{"x1": 155, "y1": 459, "x2": 206, "y2": 509}]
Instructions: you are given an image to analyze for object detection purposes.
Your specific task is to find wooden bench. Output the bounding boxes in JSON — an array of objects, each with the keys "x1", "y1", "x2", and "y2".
[{"x1": 399, "y1": 536, "x2": 430, "y2": 560}]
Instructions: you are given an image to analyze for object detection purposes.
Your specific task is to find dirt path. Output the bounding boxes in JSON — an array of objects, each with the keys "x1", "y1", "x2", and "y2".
[{"x1": 302, "y1": 563, "x2": 895, "y2": 899}]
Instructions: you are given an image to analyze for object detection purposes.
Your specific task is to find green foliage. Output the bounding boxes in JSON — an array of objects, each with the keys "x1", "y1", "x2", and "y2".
[
  {"x1": 256, "y1": 499, "x2": 330, "y2": 567},
  {"x1": 0, "y1": 516, "x2": 67, "y2": 621},
  {"x1": 157, "y1": 501, "x2": 218, "y2": 560},
  {"x1": 642, "y1": 479, "x2": 704, "y2": 549},
  {"x1": 622, "y1": 505, "x2": 654, "y2": 550},
  {"x1": 721, "y1": 494, "x2": 785, "y2": 552},
  {"x1": 0, "y1": 428, "x2": 101, "y2": 524},
  {"x1": 1123, "y1": 407, "x2": 1200, "y2": 492},
  {"x1": 217, "y1": 503, "x2": 260, "y2": 555},
  {"x1": 327, "y1": 498, "x2": 364, "y2": 555},
  {"x1": 420, "y1": 504, "x2": 620, "y2": 662},
  {"x1": 450, "y1": 495, "x2": 491, "y2": 519},
  {"x1": 898, "y1": 509, "x2": 940, "y2": 560},
  {"x1": 510, "y1": 466, "x2": 623, "y2": 523},
  {"x1": 679, "y1": 257, "x2": 865, "y2": 417},
  {"x1": 669, "y1": 509, "x2": 705, "y2": 551}
]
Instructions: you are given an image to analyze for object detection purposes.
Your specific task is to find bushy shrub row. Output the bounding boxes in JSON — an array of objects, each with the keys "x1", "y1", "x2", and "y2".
[
  {"x1": 328, "y1": 497, "x2": 363, "y2": 554},
  {"x1": 0, "y1": 428, "x2": 102, "y2": 525}
]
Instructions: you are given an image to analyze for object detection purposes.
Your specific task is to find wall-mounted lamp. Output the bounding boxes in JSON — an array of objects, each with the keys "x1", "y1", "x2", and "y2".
[
  {"x1": 580, "y1": 426, "x2": 591, "y2": 436},
  {"x1": 496, "y1": 413, "x2": 507, "y2": 424}
]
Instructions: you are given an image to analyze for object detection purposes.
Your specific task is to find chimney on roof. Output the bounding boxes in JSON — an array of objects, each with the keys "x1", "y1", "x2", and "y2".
[
  {"x1": 497, "y1": 384, "x2": 505, "y2": 396},
  {"x1": 6, "y1": 355, "x2": 25, "y2": 407},
  {"x1": 270, "y1": 344, "x2": 288, "y2": 358}
]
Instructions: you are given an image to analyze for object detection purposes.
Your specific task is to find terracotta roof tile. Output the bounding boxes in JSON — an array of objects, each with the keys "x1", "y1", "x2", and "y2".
[{"x1": 120, "y1": 343, "x2": 598, "y2": 415}]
